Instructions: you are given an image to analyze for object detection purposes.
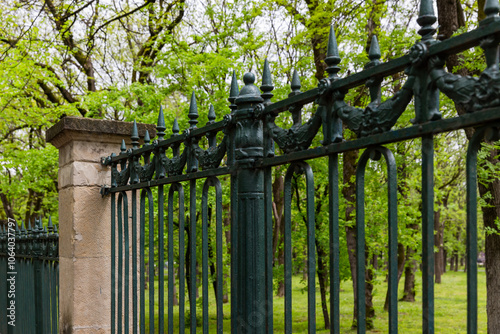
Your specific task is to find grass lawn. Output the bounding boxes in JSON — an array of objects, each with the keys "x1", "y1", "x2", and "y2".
[{"x1": 142, "y1": 269, "x2": 486, "y2": 333}]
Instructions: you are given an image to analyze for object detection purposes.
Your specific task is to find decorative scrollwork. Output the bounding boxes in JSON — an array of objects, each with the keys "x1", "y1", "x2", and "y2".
[
  {"x1": 111, "y1": 156, "x2": 130, "y2": 187},
  {"x1": 167, "y1": 150, "x2": 187, "y2": 176},
  {"x1": 333, "y1": 70, "x2": 416, "y2": 137},
  {"x1": 192, "y1": 136, "x2": 227, "y2": 170},
  {"x1": 139, "y1": 159, "x2": 156, "y2": 182},
  {"x1": 266, "y1": 109, "x2": 323, "y2": 154},
  {"x1": 429, "y1": 55, "x2": 500, "y2": 112}
]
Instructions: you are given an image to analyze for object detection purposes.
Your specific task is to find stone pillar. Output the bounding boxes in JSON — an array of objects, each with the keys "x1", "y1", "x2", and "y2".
[{"x1": 47, "y1": 117, "x2": 155, "y2": 333}]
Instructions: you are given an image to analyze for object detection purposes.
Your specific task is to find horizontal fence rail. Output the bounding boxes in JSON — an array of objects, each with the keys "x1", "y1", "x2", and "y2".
[
  {"x1": 0, "y1": 217, "x2": 59, "y2": 334},
  {"x1": 101, "y1": 0, "x2": 500, "y2": 332}
]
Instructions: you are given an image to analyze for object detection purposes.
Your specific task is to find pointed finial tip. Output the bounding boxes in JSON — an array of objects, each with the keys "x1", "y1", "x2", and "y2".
[
  {"x1": 172, "y1": 118, "x2": 180, "y2": 133},
  {"x1": 208, "y1": 104, "x2": 216, "y2": 120},
  {"x1": 157, "y1": 106, "x2": 165, "y2": 124},
  {"x1": 368, "y1": 35, "x2": 381, "y2": 60},
  {"x1": 327, "y1": 26, "x2": 339, "y2": 56},
  {"x1": 189, "y1": 92, "x2": 198, "y2": 113}
]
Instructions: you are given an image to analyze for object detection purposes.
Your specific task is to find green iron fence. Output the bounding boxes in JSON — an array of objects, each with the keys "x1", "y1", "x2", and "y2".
[
  {"x1": 101, "y1": 0, "x2": 500, "y2": 332},
  {"x1": 0, "y1": 217, "x2": 59, "y2": 334}
]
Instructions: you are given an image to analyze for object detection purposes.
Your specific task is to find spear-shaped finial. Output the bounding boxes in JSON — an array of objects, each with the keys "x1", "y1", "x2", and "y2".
[
  {"x1": 325, "y1": 26, "x2": 341, "y2": 78},
  {"x1": 131, "y1": 120, "x2": 139, "y2": 149},
  {"x1": 120, "y1": 139, "x2": 127, "y2": 154},
  {"x1": 417, "y1": 0, "x2": 437, "y2": 41},
  {"x1": 290, "y1": 70, "x2": 301, "y2": 96},
  {"x1": 172, "y1": 118, "x2": 180, "y2": 136},
  {"x1": 208, "y1": 104, "x2": 216, "y2": 124},
  {"x1": 157, "y1": 106, "x2": 166, "y2": 141},
  {"x1": 368, "y1": 35, "x2": 381, "y2": 63},
  {"x1": 170, "y1": 118, "x2": 181, "y2": 156},
  {"x1": 228, "y1": 71, "x2": 239, "y2": 112},
  {"x1": 207, "y1": 104, "x2": 217, "y2": 147},
  {"x1": 260, "y1": 59, "x2": 274, "y2": 105},
  {"x1": 188, "y1": 92, "x2": 199, "y2": 129},
  {"x1": 289, "y1": 70, "x2": 302, "y2": 125},
  {"x1": 47, "y1": 216, "x2": 54, "y2": 233},
  {"x1": 144, "y1": 130, "x2": 151, "y2": 145}
]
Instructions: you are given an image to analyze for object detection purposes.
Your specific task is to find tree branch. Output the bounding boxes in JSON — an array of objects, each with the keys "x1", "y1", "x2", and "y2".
[{"x1": 90, "y1": 0, "x2": 155, "y2": 40}]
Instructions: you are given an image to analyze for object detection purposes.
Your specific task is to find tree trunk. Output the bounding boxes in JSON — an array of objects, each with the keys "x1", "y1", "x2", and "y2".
[
  {"x1": 207, "y1": 207, "x2": 219, "y2": 304},
  {"x1": 437, "y1": 0, "x2": 500, "y2": 331},
  {"x1": 316, "y1": 237, "x2": 330, "y2": 330},
  {"x1": 343, "y1": 148, "x2": 362, "y2": 328},
  {"x1": 443, "y1": 248, "x2": 447, "y2": 273},
  {"x1": 173, "y1": 267, "x2": 178, "y2": 306},
  {"x1": 314, "y1": 184, "x2": 330, "y2": 329},
  {"x1": 401, "y1": 245, "x2": 417, "y2": 302},
  {"x1": 0, "y1": 192, "x2": 15, "y2": 219}
]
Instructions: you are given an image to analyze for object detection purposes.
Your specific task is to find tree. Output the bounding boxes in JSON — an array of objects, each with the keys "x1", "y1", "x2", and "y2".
[{"x1": 436, "y1": 0, "x2": 500, "y2": 331}]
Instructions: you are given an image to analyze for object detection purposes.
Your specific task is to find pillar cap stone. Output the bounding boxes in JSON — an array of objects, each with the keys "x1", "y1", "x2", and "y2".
[{"x1": 47, "y1": 116, "x2": 157, "y2": 148}]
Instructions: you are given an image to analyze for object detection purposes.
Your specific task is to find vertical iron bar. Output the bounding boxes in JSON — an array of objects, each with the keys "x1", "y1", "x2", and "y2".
[
  {"x1": 230, "y1": 172, "x2": 238, "y2": 333},
  {"x1": 203, "y1": 177, "x2": 224, "y2": 333},
  {"x1": 111, "y1": 192, "x2": 116, "y2": 334},
  {"x1": 118, "y1": 193, "x2": 124, "y2": 334},
  {"x1": 303, "y1": 163, "x2": 316, "y2": 334},
  {"x1": 355, "y1": 152, "x2": 371, "y2": 334},
  {"x1": 147, "y1": 188, "x2": 155, "y2": 334},
  {"x1": 55, "y1": 261, "x2": 60, "y2": 333},
  {"x1": 422, "y1": 134, "x2": 435, "y2": 334},
  {"x1": 329, "y1": 153, "x2": 340, "y2": 334},
  {"x1": 189, "y1": 179, "x2": 197, "y2": 334},
  {"x1": 215, "y1": 178, "x2": 224, "y2": 333},
  {"x1": 380, "y1": 147, "x2": 398, "y2": 334},
  {"x1": 132, "y1": 189, "x2": 138, "y2": 333},
  {"x1": 167, "y1": 183, "x2": 174, "y2": 334},
  {"x1": 159, "y1": 185, "x2": 165, "y2": 334},
  {"x1": 264, "y1": 167, "x2": 274, "y2": 333},
  {"x1": 228, "y1": 72, "x2": 238, "y2": 333},
  {"x1": 202, "y1": 180, "x2": 210, "y2": 334},
  {"x1": 466, "y1": 127, "x2": 487, "y2": 333},
  {"x1": 169, "y1": 184, "x2": 186, "y2": 333},
  {"x1": 139, "y1": 190, "x2": 150, "y2": 334},
  {"x1": 51, "y1": 261, "x2": 57, "y2": 333},
  {"x1": 43, "y1": 261, "x2": 50, "y2": 334},
  {"x1": 284, "y1": 167, "x2": 293, "y2": 334},
  {"x1": 179, "y1": 186, "x2": 186, "y2": 334},
  {"x1": 123, "y1": 192, "x2": 130, "y2": 334}
]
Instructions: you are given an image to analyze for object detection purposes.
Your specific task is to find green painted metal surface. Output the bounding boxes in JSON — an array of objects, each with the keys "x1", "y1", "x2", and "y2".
[
  {"x1": 101, "y1": 0, "x2": 500, "y2": 332},
  {"x1": 0, "y1": 217, "x2": 59, "y2": 334}
]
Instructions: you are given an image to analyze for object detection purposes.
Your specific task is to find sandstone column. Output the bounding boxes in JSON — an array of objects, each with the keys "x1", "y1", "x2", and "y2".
[{"x1": 47, "y1": 117, "x2": 154, "y2": 333}]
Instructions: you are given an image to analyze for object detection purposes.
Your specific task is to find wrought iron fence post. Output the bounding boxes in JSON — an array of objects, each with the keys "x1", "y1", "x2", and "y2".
[{"x1": 232, "y1": 72, "x2": 267, "y2": 333}]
